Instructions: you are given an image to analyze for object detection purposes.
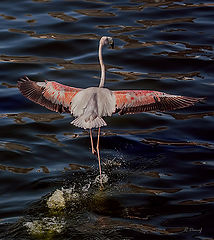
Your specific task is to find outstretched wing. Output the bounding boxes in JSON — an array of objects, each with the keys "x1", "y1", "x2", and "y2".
[
  {"x1": 113, "y1": 90, "x2": 205, "y2": 115},
  {"x1": 18, "y1": 76, "x2": 81, "y2": 113}
]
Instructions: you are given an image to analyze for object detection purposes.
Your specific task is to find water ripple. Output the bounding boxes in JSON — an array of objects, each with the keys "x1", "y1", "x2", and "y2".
[{"x1": 0, "y1": 0, "x2": 213, "y2": 239}]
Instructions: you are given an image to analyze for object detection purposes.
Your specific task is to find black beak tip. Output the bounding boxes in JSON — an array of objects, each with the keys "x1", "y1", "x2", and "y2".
[{"x1": 110, "y1": 42, "x2": 114, "y2": 49}]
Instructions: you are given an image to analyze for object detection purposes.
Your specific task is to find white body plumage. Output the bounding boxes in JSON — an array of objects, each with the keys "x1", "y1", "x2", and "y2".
[{"x1": 70, "y1": 87, "x2": 116, "y2": 129}]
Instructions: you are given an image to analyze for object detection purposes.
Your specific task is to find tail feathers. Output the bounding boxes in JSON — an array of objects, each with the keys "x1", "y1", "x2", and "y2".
[{"x1": 71, "y1": 115, "x2": 107, "y2": 129}]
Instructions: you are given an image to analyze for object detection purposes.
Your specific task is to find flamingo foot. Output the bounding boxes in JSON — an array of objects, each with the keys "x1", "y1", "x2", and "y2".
[{"x1": 95, "y1": 174, "x2": 108, "y2": 189}]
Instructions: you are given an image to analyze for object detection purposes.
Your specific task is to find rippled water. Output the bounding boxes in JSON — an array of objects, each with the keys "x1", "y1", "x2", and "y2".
[{"x1": 0, "y1": 0, "x2": 214, "y2": 239}]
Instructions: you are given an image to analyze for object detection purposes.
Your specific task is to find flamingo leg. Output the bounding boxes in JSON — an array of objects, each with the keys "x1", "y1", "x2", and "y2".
[
  {"x1": 90, "y1": 129, "x2": 96, "y2": 155},
  {"x1": 96, "y1": 127, "x2": 102, "y2": 185}
]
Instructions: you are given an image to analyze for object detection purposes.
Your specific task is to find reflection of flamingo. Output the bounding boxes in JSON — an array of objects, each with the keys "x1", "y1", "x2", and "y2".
[{"x1": 18, "y1": 36, "x2": 204, "y2": 184}]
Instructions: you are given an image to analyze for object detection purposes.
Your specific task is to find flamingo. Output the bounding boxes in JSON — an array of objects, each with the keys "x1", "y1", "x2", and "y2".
[{"x1": 18, "y1": 36, "x2": 204, "y2": 184}]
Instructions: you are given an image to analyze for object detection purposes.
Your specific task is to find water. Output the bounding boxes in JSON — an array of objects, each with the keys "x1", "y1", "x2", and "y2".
[{"x1": 0, "y1": 0, "x2": 214, "y2": 239}]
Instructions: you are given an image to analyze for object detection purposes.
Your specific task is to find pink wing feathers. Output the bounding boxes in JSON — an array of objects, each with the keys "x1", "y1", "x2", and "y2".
[
  {"x1": 113, "y1": 90, "x2": 205, "y2": 115},
  {"x1": 18, "y1": 76, "x2": 81, "y2": 113}
]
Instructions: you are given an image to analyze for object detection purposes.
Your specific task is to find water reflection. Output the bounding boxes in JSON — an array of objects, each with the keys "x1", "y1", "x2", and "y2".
[
  {"x1": 36, "y1": 134, "x2": 64, "y2": 146},
  {"x1": 154, "y1": 42, "x2": 213, "y2": 59},
  {"x1": 142, "y1": 138, "x2": 214, "y2": 149},
  {"x1": 9, "y1": 29, "x2": 98, "y2": 40},
  {"x1": 0, "y1": 0, "x2": 213, "y2": 239},
  {"x1": 0, "y1": 142, "x2": 31, "y2": 152},
  {"x1": 179, "y1": 197, "x2": 214, "y2": 205},
  {"x1": 0, "y1": 14, "x2": 16, "y2": 21},
  {"x1": 0, "y1": 164, "x2": 34, "y2": 174},
  {"x1": 75, "y1": 9, "x2": 116, "y2": 17},
  {"x1": 40, "y1": 166, "x2": 50, "y2": 174},
  {"x1": 2, "y1": 112, "x2": 64, "y2": 124},
  {"x1": 138, "y1": 18, "x2": 195, "y2": 29},
  {"x1": 48, "y1": 12, "x2": 77, "y2": 22},
  {"x1": 144, "y1": 71, "x2": 202, "y2": 81},
  {"x1": 169, "y1": 111, "x2": 214, "y2": 120},
  {"x1": 122, "y1": 183, "x2": 181, "y2": 195}
]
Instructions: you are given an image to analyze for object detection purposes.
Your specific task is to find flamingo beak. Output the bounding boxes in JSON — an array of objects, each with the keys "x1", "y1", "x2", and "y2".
[
  {"x1": 110, "y1": 42, "x2": 114, "y2": 49},
  {"x1": 108, "y1": 38, "x2": 114, "y2": 49}
]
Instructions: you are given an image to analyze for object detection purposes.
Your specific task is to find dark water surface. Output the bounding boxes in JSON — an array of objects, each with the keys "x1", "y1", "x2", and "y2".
[{"x1": 0, "y1": 0, "x2": 214, "y2": 239}]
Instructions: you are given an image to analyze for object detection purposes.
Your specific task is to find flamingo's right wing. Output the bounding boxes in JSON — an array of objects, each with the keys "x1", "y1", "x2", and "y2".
[
  {"x1": 18, "y1": 76, "x2": 81, "y2": 113},
  {"x1": 113, "y1": 90, "x2": 204, "y2": 115}
]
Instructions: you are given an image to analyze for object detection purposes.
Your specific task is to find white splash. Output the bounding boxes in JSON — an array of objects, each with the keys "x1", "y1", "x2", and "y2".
[
  {"x1": 47, "y1": 189, "x2": 66, "y2": 209},
  {"x1": 94, "y1": 174, "x2": 109, "y2": 184},
  {"x1": 24, "y1": 217, "x2": 65, "y2": 235}
]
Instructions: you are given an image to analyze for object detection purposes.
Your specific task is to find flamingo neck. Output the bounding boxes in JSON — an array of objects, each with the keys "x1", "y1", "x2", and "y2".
[{"x1": 99, "y1": 41, "x2": 105, "y2": 88}]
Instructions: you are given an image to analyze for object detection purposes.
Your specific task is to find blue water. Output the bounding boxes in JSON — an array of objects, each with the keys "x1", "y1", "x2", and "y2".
[{"x1": 0, "y1": 0, "x2": 214, "y2": 239}]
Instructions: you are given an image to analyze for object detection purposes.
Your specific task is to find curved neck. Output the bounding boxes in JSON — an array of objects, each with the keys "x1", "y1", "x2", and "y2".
[{"x1": 98, "y1": 41, "x2": 105, "y2": 88}]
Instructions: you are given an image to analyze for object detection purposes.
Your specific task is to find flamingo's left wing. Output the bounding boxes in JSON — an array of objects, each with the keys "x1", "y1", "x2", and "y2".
[
  {"x1": 113, "y1": 90, "x2": 204, "y2": 115},
  {"x1": 18, "y1": 76, "x2": 81, "y2": 113}
]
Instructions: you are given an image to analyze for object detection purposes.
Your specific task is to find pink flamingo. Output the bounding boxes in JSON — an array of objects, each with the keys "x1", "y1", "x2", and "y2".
[{"x1": 18, "y1": 36, "x2": 204, "y2": 184}]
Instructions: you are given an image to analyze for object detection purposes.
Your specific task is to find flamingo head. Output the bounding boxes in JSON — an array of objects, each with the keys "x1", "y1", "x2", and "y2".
[{"x1": 100, "y1": 36, "x2": 114, "y2": 49}]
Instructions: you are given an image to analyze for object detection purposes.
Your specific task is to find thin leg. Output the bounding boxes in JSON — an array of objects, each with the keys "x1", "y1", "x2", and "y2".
[
  {"x1": 90, "y1": 129, "x2": 96, "y2": 155},
  {"x1": 96, "y1": 127, "x2": 102, "y2": 185}
]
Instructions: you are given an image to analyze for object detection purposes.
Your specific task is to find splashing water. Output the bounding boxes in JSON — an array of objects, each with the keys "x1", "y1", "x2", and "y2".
[
  {"x1": 24, "y1": 217, "x2": 66, "y2": 235},
  {"x1": 94, "y1": 174, "x2": 109, "y2": 185},
  {"x1": 47, "y1": 189, "x2": 66, "y2": 210}
]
